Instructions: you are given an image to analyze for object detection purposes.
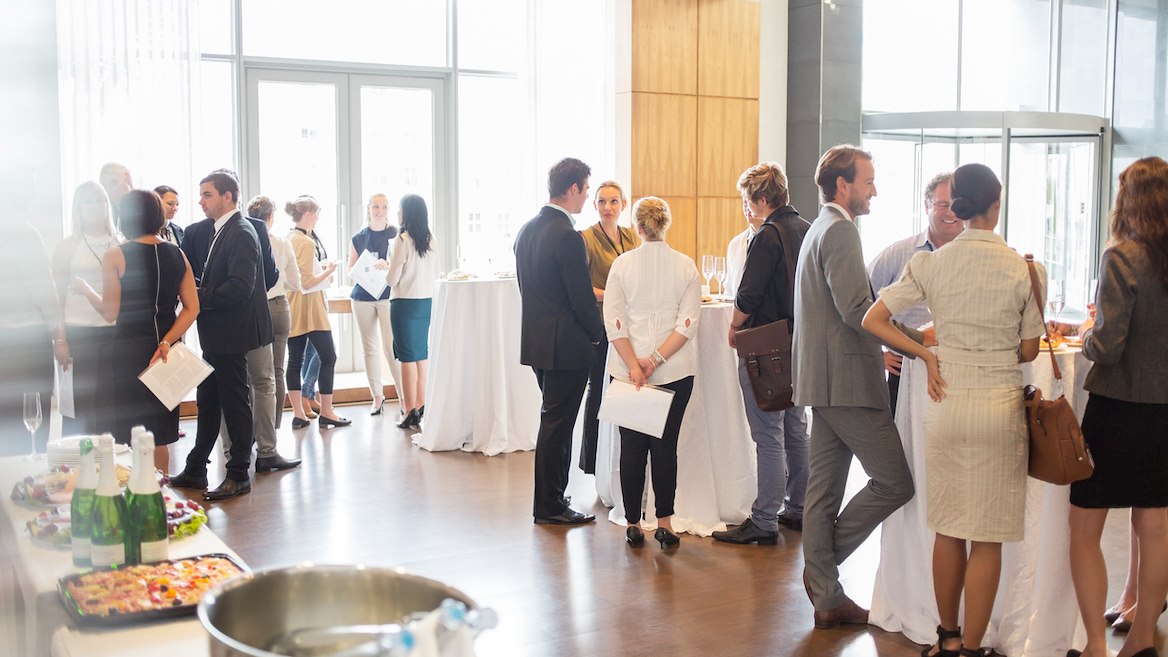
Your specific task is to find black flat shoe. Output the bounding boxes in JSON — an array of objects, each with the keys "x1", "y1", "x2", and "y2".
[
  {"x1": 921, "y1": 625, "x2": 962, "y2": 657},
  {"x1": 168, "y1": 470, "x2": 208, "y2": 490},
  {"x1": 255, "y1": 454, "x2": 302, "y2": 472},
  {"x1": 711, "y1": 517, "x2": 778, "y2": 545},
  {"x1": 534, "y1": 509, "x2": 595, "y2": 525},
  {"x1": 626, "y1": 527, "x2": 644, "y2": 546},
  {"x1": 318, "y1": 415, "x2": 352, "y2": 428},
  {"x1": 204, "y1": 478, "x2": 251, "y2": 500},
  {"x1": 396, "y1": 409, "x2": 420, "y2": 430},
  {"x1": 654, "y1": 528, "x2": 680, "y2": 549},
  {"x1": 291, "y1": 416, "x2": 312, "y2": 429}
]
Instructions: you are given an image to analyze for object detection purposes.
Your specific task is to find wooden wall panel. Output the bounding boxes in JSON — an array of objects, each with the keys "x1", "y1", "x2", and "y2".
[
  {"x1": 631, "y1": 0, "x2": 698, "y2": 95},
  {"x1": 697, "y1": 97, "x2": 759, "y2": 197},
  {"x1": 696, "y1": 197, "x2": 747, "y2": 263},
  {"x1": 632, "y1": 196, "x2": 698, "y2": 264},
  {"x1": 631, "y1": 92, "x2": 698, "y2": 198},
  {"x1": 698, "y1": 0, "x2": 760, "y2": 98}
]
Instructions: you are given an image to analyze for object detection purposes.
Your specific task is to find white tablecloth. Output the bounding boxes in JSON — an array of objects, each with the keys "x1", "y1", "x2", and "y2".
[
  {"x1": 870, "y1": 348, "x2": 1091, "y2": 657},
  {"x1": 594, "y1": 302, "x2": 757, "y2": 537},
  {"x1": 0, "y1": 455, "x2": 245, "y2": 657},
  {"x1": 414, "y1": 277, "x2": 540, "y2": 456}
]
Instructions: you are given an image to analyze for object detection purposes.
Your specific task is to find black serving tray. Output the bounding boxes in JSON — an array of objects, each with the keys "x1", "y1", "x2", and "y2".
[{"x1": 58, "y1": 552, "x2": 247, "y2": 627}]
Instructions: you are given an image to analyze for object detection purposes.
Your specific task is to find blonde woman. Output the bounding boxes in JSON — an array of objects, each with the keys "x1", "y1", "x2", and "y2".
[
  {"x1": 347, "y1": 193, "x2": 403, "y2": 416},
  {"x1": 284, "y1": 196, "x2": 349, "y2": 429},
  {"x1": 53, "y1": 181, "x2": 120, "y2": 435},
  {"x1": 603, "y1": 197, "x2": 700, "y2": 549},
  {"x1": 578, "y1": 180, "x2": 637, "y2": 474}
]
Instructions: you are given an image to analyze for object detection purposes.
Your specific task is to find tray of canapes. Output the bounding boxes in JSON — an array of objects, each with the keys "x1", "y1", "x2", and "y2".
[
  {"x1": 58, "y1": 553, "x2": 246, "y2": 626},
  {"x1": 10, "y1": 464, "x2": 131, "y2": 508},
  {"x1": 24, "y1": 496, "x2": 208, "y2": 549}
]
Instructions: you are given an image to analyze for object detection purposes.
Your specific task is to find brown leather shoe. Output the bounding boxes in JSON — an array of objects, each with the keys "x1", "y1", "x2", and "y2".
[{"x1": 813, "y1": 596, "x2": 869, "y2": 630}]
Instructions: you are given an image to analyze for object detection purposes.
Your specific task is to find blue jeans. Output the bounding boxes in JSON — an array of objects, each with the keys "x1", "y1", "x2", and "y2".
[
  {"x1": 737, "y1": 358, "x2": 810, "y2": 531},
  {"x1": 301, "y1": 341, "x2": 321, "y2": 399}
]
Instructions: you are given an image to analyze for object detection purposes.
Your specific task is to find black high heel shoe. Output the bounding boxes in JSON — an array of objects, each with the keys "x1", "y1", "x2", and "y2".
[
  {"x1": 626, "y1": 527, "x2": 644, "y2": 547},
  {"x1": 922, "y1": 625, "x2": 962, "y2": 657},
  {"x1": 397, "y1": 408, "x2": 420, "y2": 430},
  {"x1": 654, "y1": 528, "x2": 680, "y2": 549}
]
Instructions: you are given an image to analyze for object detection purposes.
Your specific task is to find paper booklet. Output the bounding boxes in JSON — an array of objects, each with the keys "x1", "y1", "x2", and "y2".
[
  {"x1": 349, "y1": 249, "x2": 388, "y2": 299},
  {"x1": 597, "y1": 378, "x2": 676, "y2": 439},
  {"x1": 137, "y1": 342, "x2": 215, "y2": 411},
  {"x1": 302, "y1": 259, "x2": 334, "y2": 294}
]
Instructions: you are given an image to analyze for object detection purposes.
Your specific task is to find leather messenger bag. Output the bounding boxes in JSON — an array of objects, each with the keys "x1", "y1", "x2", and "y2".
[{"x1": 734, "y1": 222, "x2": 798, "y2": 412}]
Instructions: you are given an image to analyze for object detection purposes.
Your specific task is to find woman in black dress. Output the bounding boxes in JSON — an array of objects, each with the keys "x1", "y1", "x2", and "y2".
[{"x1": 76, "y1": 190, "x2": 198, "y2": 473}]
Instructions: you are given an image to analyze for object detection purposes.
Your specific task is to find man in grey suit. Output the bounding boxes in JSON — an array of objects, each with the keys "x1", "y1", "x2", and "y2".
[{"x1": 792, "y1": 145, "x2": 928, "y2": 629}]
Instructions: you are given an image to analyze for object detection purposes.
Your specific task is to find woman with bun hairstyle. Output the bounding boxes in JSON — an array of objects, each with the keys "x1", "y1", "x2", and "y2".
[
  {"x1": 602, "y1": 196, "x2": 700, "y2": 549},
  {"x1": 1052, "y1": 156, "x2": 1168, "y2": 657},
  {"x1": 862, "y1": 163, "x2": 1044, "y2": 657},
  {"x1": 284, "y1": 195, "x2": 350, "y2": 429}
]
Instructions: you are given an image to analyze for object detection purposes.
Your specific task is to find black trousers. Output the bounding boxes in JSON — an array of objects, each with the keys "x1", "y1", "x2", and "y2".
[
  {"x1": 531, "y1": 366, "x2": 589, "y2": 518},
  {"x1": 0, "y1": 327, "x2": 54, "y2": 455},
  {"x1": 187, "y1": 351, "x2": 253, "y2": 482},
  {"x1": 287, "y1": 331, "x2": 337, "y2": 394},
  {"x1": 887, "y1": 373, "x2": 901, "y2": 418},
  {"x1": 578, "y1": 340, "x2": 608, "y2": 474},
  {"x1": 620, "y1": 376, "x2": 695, "y2": 524}
]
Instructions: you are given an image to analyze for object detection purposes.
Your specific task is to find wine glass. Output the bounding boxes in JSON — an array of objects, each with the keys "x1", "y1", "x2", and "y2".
[
  {"x1": 701, "y1": 255, "x2": 715, "y2": 292},
  {"x1": 713, "y1": 257, "x2": 727, "y2": 299},
  {"x1": 1047, "y1": 280, "x2": 1065, "y2": 322},
  {"x1": 23, "y1": 392, "x2": 42, "y2": 460}
]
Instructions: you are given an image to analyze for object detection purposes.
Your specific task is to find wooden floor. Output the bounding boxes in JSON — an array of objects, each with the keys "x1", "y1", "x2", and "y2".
[{"x1": 145, "y1": 401, "x2": 1165, "y2": 657}]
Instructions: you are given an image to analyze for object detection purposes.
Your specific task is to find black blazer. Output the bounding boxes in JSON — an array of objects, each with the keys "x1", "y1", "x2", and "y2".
[
  {"x1": 513, "y1": 205, "x2": 604, "y2": 370},
  {"x1": 182, "y1": 216, "x2": 277, "y2": 292},
  {"x1": 188, "y1": 212, "x2": 274, "y2": 355}
]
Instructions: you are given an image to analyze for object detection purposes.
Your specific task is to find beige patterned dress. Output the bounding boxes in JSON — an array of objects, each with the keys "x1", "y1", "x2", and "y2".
[{"x1": 878, "y1": 229, "x2": 1045, "y2": 542}]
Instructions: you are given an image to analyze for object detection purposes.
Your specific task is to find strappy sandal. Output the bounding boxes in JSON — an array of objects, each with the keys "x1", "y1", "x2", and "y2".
[
  {"x1": 960, "y1": 647, "x2": 1005, "y2": 657},
  {"x1": 922, "y1": 626, "x2": 962, "y2": 657}
]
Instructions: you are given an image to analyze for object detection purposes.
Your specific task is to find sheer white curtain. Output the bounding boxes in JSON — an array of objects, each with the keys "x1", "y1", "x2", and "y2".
[{"x1": 56, "y1": 0, "x2": 201, "y2": 222}]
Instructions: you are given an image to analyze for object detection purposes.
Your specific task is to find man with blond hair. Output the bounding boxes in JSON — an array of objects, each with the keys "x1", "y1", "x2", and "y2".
[
  {"x1": 713, "y1": 161, "x2": 812, "y2": 546},
  {"x1": 793, "y1": 145, "x2": 929, "y2": 630}
]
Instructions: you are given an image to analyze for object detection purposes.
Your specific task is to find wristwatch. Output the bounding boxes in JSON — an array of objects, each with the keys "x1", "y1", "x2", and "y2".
[{"x1": 650, "y1": 350, "x2": 667, "y2": 366}]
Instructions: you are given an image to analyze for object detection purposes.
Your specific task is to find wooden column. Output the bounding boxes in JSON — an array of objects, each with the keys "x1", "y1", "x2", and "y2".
[{"x1": 617, "y1": 0, "x2": 760, "y2": 264}]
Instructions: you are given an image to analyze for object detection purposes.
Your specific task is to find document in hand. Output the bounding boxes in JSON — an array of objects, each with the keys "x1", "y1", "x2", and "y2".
[
  {"x1": 598, "y1": 378, "x2": 676, "y2": 439},
  {"x1": 137, "y1": 342, "x2": 215, "y2": 411},
  {"x1": 303, "y1": 259, "x2": 333, "y2": 294},
  {"x1": 349, "y1": 249, "x2": 388, "y2": 299},
  {"x1": 57, "y1": 358, "x2": 75, "y2": 418}
]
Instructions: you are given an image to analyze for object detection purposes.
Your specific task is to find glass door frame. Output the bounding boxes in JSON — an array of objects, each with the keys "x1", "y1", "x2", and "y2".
[{"x1": 243, "y1": 66, "x2": 450, "y2": 372}]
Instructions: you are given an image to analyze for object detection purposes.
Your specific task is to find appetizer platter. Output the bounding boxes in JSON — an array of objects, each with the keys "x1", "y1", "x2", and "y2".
[
  {"x1": 58, "y1": 553, "x2": 246, "y2": 625},
  {"x1": 10, "y1": 464, "x2": 132, "y2": 507},
  {"x1": 22, "y1": 495, "x2": 207, "y2": 548}
]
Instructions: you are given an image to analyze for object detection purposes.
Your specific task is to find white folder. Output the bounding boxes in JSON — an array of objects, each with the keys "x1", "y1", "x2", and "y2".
[
  {"x1": 348, "y1": 249, "x2": 388, "y2": 299},
  {"x1": 137, "y1": 342, "x2": 215, "y2": 411},
  {"x1": 597, "y1": 378, "x2": 675, "y2": 439}
]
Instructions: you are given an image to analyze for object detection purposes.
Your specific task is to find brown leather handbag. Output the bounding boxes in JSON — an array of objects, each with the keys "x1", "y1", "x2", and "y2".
[
  {"x1": 1024, "y1": 256, "x2": 1094, "y2": 485},
  {"x1": 735, "y1": 222, "x2": 797, "y2": 412}
]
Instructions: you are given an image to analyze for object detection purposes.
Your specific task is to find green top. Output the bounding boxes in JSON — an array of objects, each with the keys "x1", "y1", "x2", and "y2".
[{"x1": 580, "y1": 222, "x2": 638, "y2": 318}]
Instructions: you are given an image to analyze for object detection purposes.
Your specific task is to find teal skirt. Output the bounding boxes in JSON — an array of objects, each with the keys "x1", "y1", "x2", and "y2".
[{"x1": 390, "y1": 298, "x2": 432, "y2": 362}]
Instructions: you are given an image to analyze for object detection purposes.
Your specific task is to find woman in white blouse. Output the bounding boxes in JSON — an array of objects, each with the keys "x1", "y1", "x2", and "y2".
[
  {"x1": 603, "y1": 197, "x2": 701, "y2": 549},
  {"x1": 385, "y1": 193, "x2": 439, "y2": 430},
  {"x1": 862, "y1": 163, "x2": 1044, "y2": 657}
]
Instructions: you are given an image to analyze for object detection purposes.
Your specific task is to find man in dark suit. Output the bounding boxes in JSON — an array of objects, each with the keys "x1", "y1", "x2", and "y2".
[
  {"x1": 170, "y1": 170, "x2": 274, "y2": 500},
  {"x1": 514, "y1": 157, "x2": 605, "y2": 525}
]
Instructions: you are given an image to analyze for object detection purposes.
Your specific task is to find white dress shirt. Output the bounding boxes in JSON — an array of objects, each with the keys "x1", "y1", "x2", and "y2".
[
  {"x1": 267, "y1": 230, "x2": 301, "y2": 299},
  {"x1": 603, "y1": 241, "x2": 702, "y2": 385},
  {"x1": 724, "y1": 224, "x2": 758, "y2": 298}
]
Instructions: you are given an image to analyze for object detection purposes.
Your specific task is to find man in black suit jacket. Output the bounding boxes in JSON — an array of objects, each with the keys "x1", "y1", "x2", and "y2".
[
  {"x1": 170, "y1": 170, "x2": 274, "y2": 500},
  {"x1": 514, "y1": 157, "x2": 605, "y2": 525}
]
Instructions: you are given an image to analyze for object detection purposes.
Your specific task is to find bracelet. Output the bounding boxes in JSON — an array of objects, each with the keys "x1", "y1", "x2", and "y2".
[
  {"x1": 651, "y1": 350, "x2": 667, "y2": 366},
  {"x1": 159, "y1": 340, "x2": 170, "y2": 348}
]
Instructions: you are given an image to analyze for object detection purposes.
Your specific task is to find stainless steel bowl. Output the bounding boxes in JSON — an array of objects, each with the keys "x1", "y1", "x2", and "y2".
[{"x1": 198, "y1": 564, "x2": 478, "y2": 657}]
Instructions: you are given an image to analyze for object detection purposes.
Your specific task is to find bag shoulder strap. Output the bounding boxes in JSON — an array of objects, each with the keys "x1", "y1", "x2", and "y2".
[
  {"x1": 1025, "y1": 254, "x2": 1062, "y2": 381},
  {"x1": 759, "y1": 220, "x2": 798, "y2": 320}
]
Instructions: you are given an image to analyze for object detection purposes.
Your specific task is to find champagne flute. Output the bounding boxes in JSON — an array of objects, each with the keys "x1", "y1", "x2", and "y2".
[
  {"x1": 714, "y1": 257, "x2": 728, "y2": 299},
  {"x1": 23, "y1": 392, "x2": 42, "y2": 460},
  {"x1": 1048, "y1": 280, "x2": 1065, "y2": 322},
  {"x1": 701, "y1": 255, "x2": 715, "y2": 292}
]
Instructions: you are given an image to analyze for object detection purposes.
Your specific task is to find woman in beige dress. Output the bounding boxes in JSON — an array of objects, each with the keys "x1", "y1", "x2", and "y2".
[{"x1": 862, "y1": 163, "x2": 1044, "y2": 657}]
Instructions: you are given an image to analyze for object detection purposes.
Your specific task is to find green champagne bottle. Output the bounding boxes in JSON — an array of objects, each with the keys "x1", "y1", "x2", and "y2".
[
  {"x1": 89, "y1": 434, "x2": 126, "y2": 568},
  {"x1": 69, "y1": 437, "x2": 97, "y2": 567},
  {"x1": 126, "y1": 431, "x2": 168, "y2": 564},
  {"x1": 124, "y1": 426, "x2": 146, "y2": 513}
]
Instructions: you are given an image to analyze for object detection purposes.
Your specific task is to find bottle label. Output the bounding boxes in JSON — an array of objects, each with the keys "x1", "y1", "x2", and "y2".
[
  {"x1": 72, "y1": 538, "x2": 92, "y2": 566},
  {"x1": 90, "y1": 542, "x2": 125, "y2": 567},
  {"x1": 139, "y1": 538, "x2": 169, "y2": 564}
]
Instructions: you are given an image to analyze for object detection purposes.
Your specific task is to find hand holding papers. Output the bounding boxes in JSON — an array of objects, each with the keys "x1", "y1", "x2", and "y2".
[
  {"x1": 138, "y1": 342, "x2": 214, "y2": 411},
  {"x1": 598, "y1": 378, "x2": 676, "y2": 439},
  {"x1": 303, "y1": 260, "x2": 337, "y2": 294},
  {"x1": 349, "y1": 249, "x2": 388, "y2": 299}
]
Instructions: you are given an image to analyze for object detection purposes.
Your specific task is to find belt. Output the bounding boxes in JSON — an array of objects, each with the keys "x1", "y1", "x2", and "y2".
[{"x1": 936, "y1": 345, "x2": 1018, "y2": 366}]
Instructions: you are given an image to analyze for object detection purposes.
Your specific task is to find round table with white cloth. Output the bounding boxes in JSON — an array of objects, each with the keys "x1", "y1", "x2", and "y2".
[
  {"x1": 871, "y1": 347, "x2": 1091, "y2": 657},
  {"x1": 594, "y1": 302, "x2": 759, "y2": 536},
  {"x1": 413, "y1": 277, "x2": 540, "y2": 456}
]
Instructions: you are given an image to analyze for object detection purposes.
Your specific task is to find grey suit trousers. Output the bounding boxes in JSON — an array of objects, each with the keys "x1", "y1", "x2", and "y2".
[
  {"x1": 802, "y1": 405, "x2": 914, "y2": 610},
  {"x1": 220, "y1": 340, "x2": 278, "y2": 458}
]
